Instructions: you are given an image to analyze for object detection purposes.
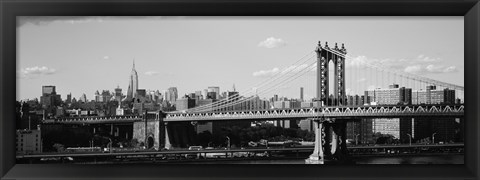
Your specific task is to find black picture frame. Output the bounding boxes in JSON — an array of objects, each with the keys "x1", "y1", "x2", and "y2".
[{"x1": 1, "y1": 0, "x2": 479, "y2": 180}]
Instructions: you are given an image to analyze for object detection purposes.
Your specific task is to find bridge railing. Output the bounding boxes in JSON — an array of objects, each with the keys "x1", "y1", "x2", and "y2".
[
  {"x1": 165, "y1": 104, "x2": 464, "y2": 120},
  {"x1": 43, "y1": 115, "x2": 144, "y2": 124}
]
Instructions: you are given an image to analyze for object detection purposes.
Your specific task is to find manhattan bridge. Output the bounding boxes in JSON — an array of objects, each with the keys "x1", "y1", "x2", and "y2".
[{"x1": 45, "y1": 41, "x2": 465, "y2": 164}]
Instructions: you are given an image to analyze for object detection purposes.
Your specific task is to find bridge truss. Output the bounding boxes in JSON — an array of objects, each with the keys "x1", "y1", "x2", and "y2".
[{"x1": 165, "y1": 104, "x2": 464, "y2": 122}]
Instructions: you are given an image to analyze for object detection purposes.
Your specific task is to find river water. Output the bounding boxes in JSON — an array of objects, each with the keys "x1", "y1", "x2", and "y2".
[{"x1": 180, "y1": 154, "x2": 464, "y2": 164}]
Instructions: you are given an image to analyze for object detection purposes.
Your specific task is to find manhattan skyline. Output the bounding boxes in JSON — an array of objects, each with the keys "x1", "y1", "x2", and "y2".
[{"x1": 17, "y1": 16, "x2": 464, "y2": 101}]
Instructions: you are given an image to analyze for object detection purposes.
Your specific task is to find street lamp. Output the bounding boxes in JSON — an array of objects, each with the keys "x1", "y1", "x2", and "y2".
[
  {"x1": 432, "y1": 133, "x2": 437, "y2": 144},
  {"x1": 90, "y1": 139, "x2": 94, "y2": 152},
  {"x1": 406, "y1": 133, "x2": 412, "y2": 146},
  {"x1": 355, "y1": 134, "x2": 360, "y2": 146},
  {"x1": 226, "y1": 136, "x2": 230, "y2": 149},
  {"x1": 108, "y1": 138, "x2": 113, "y2": 153}
]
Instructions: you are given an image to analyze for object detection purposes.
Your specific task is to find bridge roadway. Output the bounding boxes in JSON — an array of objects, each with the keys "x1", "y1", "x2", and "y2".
[
  {"x1": 16, "y1": 143, "x2": 464, "y2": 159},
  {"x1": 165, "y1": 104, "x2": 464, "y2": 122},
  {"x1": 42, "y1": 115, "x2": 143, "y2": 124},
  {"x1": 41, "y1": 104, "x2": 464, "y2": 124}
]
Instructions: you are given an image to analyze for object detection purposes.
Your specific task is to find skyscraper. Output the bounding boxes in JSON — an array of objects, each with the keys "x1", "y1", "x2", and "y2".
[
  {"x1": 42, "y1": 86, "x2": 56, "y2": 95},
  {"x1": 208, "y1": 86, "x2": 220, "y2": 100},
  {"x1": 40, "y1": 85, "x2": 61, "y2": 107},
  {"x1": 79, "y1": 93, "x2": 87, "y2": 103},
  {"x1": 66, "y1": 93, "x2": 72, "y2": 104},
  {"x1": 167, "y1": 87, "x2": 178, "y2": 103},
  {"x1": 127, "y1": 60, "x2": 139, "y2": 100},
  {"x1": 114, "y1": 86, "x2": 123, "y2": 102},
  {"x1": 300, "y1": 87, "x2": 304, "y2": 101}
]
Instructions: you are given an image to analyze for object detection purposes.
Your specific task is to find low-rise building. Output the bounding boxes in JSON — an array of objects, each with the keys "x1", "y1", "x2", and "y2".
[{"x1": 16, "y1": 126, "x2": 42, "y2": 154}]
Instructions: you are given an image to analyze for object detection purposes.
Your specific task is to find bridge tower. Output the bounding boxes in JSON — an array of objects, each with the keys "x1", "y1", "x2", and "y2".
[
  {"x1": 307, "y1": 41, "x2": 349, "y2": 164},
  {"x1": 315, "y1": 41, "x2": 347, "y2": 106}
]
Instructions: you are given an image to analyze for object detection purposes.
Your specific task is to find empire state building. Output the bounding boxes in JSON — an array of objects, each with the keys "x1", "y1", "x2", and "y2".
[{"x1": 126, "y1": 60, "x2": 139, "y2": 100}]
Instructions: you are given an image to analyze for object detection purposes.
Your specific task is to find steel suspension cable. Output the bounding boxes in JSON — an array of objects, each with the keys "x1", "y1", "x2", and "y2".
[{"x1": 170, "y1": 51, "x2": 315, "y2": 113}]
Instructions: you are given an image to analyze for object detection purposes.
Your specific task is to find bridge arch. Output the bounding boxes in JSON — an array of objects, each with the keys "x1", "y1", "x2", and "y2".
[{"x1": 146, "y1": 135, "x2": 155, "y2": 149}]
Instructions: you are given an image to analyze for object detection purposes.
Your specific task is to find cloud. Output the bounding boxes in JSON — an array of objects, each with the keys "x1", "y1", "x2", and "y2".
[
  {"x1": 103, "y1": 56, "x2": 110, "y2": 60},
  {"x1": 367, "y1": 85, "x2": 381, "y2": 90},
  {"x1": 18, "y1": 66, "x2": 57, "y2": 79},
  {"x1": 357, "y1": 78, "x2": 367, "y2": 82},
  {"x1": 425, "y1": 65, "x2": 459, "y2": 73},
  {"x1": 253, "y1": 67, "x2": 280, "y2": 77},
  {"x1": 253, "y1": 63, "x2": 315, "y2": 78},
  {"x1": 347, "y1": 55, "x2": 460, "y2": 75},
  {"x1": 17, "y1": 16, "x2": 173, "y2": 27},
  {"x1": 258, "y1": 37, "x2": 287, "y2": 48},
  {"x1": 404, "y1": 64, "x2": 458, "y2": 74},
  {"x1": 253, "y1": 54, "x2": 459, "y2": 79},
  {"x1": 346, "y1": 56, "x2": 368, "y2": 68},
  {"x1": 404, "y1": 65, "x2": 422, "y2": 74},
  {"x1": 417, "y1": 55, "x2": 439, "y2": 62},
  {"x1": 145, "y1": 71, "x2": 160, "y2": 76}
]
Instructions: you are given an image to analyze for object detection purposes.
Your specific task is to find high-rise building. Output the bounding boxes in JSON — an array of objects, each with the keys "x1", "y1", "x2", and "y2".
[
  {"x1": 272, "y1": 94, "x2": 279, "y2": 102},
  {"x1": 66, "y1": 93, "x2": 72, "y2": 104},
  {"x1": 373, "y1": 118, "x2": 400, "y2": 138},
  {"x1": 95, "y1": 90, "x2": 113, "y2": 102},
  {"x1": 300, "y1": 87, "x2": 304, "y2": 101},
  {"x1": 196, "y1": 122, "x2": 213, "y2": 134},
  {"x1": 197, "y1": 99, "x2": 215, "y2": 112},
  {"x1": 16, "y1": 126, "x2": 42, "y2": 154},
  {"x1": 114, "y1": 86, "x2": 123, "y2": 102},
  {"x1": 208, "y1": 86, "x2": 220, "y2": 100},
  {"x1": 299, "y1": 120, "x2": 314, "y2": 132},
  {"x1": 166, "y1": 87, "x2": 178, "y2": 103},
  {"x1": 135, "y1": 89, "x2": 147, "y2": 103},
  {"x1": 360, "y1": 119, "x2": 374, "y2": 144},
  {"x1": 175, "y1": 97, "x2": 196, "y2": 111},
  {"x1": 346, "y1": 121, "x2": 362, "y2": 144},
  {"x1": 94, "y1": 90, "x2": 101, "y2": 102},
  {"x1": 207, "y1": 92, "x2": 217, "y2": 100},
  {"x1": 195, "y1": 91, "x2": 202, "y2": 100},
  {"x1": 399, "y1": 118, "x2": 413, "y2": 143},
  {"x1": 127, "y1": 60, "x2": 139, "y2": 100},
  {"x1": 79, "y1": 93, "x2": 87, "y2": 103},
  {"x1": 412, "y1": 86, "x2": 456, "y2": 105},
  {"x1": 40, "y1": 85, "x2": 61, "y2": 108},
  {"x1": 42, "y1": 86, "x2": 56, "y2": 96},
  {"x1": 412, "y1": 117, "x2": 458, "y2": 143},
  {"x1": 364, "y1": 84, "x2": 412, "y2": 105},
  {"x1": 203, "y1": 89, "x2": 208, "y2": 100}
]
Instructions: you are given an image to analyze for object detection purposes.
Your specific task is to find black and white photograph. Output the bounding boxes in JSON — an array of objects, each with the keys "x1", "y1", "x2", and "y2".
[{"x1": 15, "y1": 16, "x2": 465, "y2": 165}]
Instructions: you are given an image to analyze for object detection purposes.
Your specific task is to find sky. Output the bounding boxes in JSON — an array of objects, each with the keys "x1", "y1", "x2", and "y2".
[{"x1": 17, "y1": 16, "x2": 464, "y2": 101}]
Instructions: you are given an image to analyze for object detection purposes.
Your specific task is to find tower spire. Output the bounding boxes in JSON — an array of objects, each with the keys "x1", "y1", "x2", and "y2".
[{"x1": 133, "y1": 59, "x2": 135, "y2": 70}]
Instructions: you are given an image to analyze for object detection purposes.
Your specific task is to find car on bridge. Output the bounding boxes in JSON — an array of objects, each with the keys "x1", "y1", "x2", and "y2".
[{"x1": 188, "y1": 146, "x2": 203, "y2": 151}]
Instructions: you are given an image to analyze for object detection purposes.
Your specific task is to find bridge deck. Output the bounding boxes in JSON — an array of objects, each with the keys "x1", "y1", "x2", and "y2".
[
  {"x1": 42, "y1": 104, "x2": 464, "y2": 124},
  {"x1": 165, "y1": 104, "x2": 464, "y2": 122}
]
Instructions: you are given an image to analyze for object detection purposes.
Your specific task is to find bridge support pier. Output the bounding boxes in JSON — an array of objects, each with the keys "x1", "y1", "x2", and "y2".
[
  {"x1": 164, "y1": 122, "x2": 172, "y2": 150},
  {"x1": 110, "y1": 124, "x2": 114, "y2": 136},
  {"x1": 306, "y1": 118, "x2": 349, "y2": 164},
  {"x1": 305, "y1": 119, "x2": 324, "y2": 164}
]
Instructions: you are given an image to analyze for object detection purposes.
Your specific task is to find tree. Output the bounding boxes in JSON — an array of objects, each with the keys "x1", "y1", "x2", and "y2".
[
  {"x1": 373, "y1": 132, "x2": 396, "y2": 144},
  {"x1": 53, "y1": 143, "x2": 65, "y2": 152},
  {"x1": 128, "y1": 138, "x2": 139, "y2": 148},
  {"x1": 197, "y1": 131, "x2": 213, "y2": 147}
]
